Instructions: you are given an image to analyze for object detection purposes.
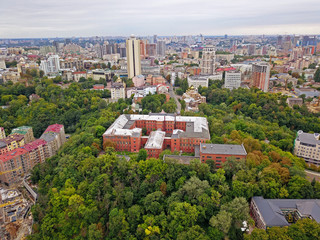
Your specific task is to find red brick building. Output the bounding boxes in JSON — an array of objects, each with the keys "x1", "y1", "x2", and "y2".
[
  {"x1": 103, "y1": 114, "x2": 210, "y2": 158},
  {"x1": 199, "y1": 143, "x2": 247, "y2": 168}
]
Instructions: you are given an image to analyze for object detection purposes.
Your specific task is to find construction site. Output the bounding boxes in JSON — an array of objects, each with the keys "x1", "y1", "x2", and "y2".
[{"x1": 0, "y1": 175, "x2": 37, "y2": 240}]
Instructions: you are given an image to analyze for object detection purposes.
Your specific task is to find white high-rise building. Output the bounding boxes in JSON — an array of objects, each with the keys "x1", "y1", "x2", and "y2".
[
  {"x1": 200, "y1": 45, "x2": 215, "y2": 75},
  {"x1": 40, "y1": 55, "x2": 60, "y2": 75},
  {"x1": 224, "y1": 71, "x2": 241, "y2": 90},
  {"x1": 126, "y1": 35, "x2": 141, "y2": 79}
]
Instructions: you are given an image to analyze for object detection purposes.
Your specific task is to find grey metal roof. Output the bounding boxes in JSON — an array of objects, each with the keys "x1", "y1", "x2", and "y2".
[
  {"x1": 40, "y1": 132, "x2": 57, "y2": 143},
  {"x1": 200, "y1": 143, "x2": 247, "y2": 155},
  {"x1": 296, "y1": 131, "x2": 320, "y2": 146},
  {"x1": 0, "y1": 140, "x2": 6, "y2": 148},
  {"x1": 252, "y1": 197, "x2": 320, "y2": 227}
]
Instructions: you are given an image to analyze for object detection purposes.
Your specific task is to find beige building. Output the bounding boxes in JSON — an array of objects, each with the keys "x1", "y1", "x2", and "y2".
[
  {"x1": 40, "y1": 124, "x2": 66, "y2": 157},
  {"x1": 200, "y1": 45, "x2": 215, "y2": 75},
  {"x1": 294, "y1": 130, "x2": 320, "y2": 165},
  {"x1": 126, "y1": 35, "x2": 141, "y2": 78},
  {"x1": 187, "y1": 75, "x2": 209, "y2": 88},
  {"x1": 182, "y1": 87, "x2": 206, "y2": 112},
  {"x1": 11, "y1": 126, "x2": 34, "y2": 144},
  {"x1": 111, "y1": 82, "x2": 126, "y2": 100},
  {"x1": 2, "y1": 71, "x2": 20, "y2": 83},
  {"x1": 0, "y1": 127, "x2": 5, "y2": 140}
]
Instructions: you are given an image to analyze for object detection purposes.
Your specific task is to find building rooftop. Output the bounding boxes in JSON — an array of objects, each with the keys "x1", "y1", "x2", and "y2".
[
  {"x1": 163, "y1": 155, "x2": 200, "y2": 165},
  {"x1": 11, "y1": 126, "x2": 32, "y2": 135},
  {"x1": 44, "y1": 124, "x2": 64, "y2": 133},
  {"x1": 0, "y1": 140, "x2": 6, "y2": 148},
  {"x1": 0, "y1": 148, "x2": 28, "y2": 163},
  {"x1": 103, "y1": 114, "x2": 210, "y2": 140},
  {"x1": 21, "y1": 139, "x2": 47, "y2": 152},
  {"x1": 2, "y1": 133, "x2": 24, "y2": 144},
  {"x1": 296, "y1": 130, "x2": 320, "y2": 146},
  {"x1": 200, "y1": 143, "x2": 247, "y2": 155},
  {"x1": 145, "y1": 130, "x2": 166, "y2": 149},
  {"x1": 40, "y1": 132, "x2": 58, "y2": 142},
  {"x1": 252, "y1": 196, "x2": 320, "y2": 227}
]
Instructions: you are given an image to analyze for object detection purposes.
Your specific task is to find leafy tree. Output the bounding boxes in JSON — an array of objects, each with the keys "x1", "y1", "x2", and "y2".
[{"x1": 137, "y1": 149, "x2": 148, "y2": 161}]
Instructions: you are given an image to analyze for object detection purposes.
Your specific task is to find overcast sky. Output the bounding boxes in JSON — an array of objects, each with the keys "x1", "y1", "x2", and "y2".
[{"x1": 1, "y1": 0, "x2": 320, "y2": 38}]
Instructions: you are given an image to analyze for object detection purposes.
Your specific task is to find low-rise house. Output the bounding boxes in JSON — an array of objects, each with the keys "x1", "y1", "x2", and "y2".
[
  {"x1": 199, "y1": 143, "x2": 247, "y2": 168},
  {"x1": 286, "y1": 98, "x2": 303, "y2": 107},
  {"x1": 295, "y1": 88, "x2": 320, "y2": 98}
]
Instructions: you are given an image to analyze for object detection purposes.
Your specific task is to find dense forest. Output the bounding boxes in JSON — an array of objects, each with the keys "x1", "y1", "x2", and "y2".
[{"x1": 1, "y1": 78, "x2": 320, "y2": 239}]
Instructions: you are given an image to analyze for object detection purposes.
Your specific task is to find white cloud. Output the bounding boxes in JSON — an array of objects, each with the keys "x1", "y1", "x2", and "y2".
[{"x1": 0, "y1": 0, "x2": 319, "y2": 37}]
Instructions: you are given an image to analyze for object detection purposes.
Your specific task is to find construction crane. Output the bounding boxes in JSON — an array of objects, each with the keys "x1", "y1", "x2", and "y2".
[
  {"x1": 0, "y1": 198, "x2": 22, "y2": 208},
  {"x1": 0, "y1": 166, "x2": 22, "y2": 176}
]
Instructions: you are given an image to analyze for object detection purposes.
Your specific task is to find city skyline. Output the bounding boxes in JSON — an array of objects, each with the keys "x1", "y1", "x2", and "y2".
[{"x1": 1, "y1": 0, "x2": 320, "y2": 38}]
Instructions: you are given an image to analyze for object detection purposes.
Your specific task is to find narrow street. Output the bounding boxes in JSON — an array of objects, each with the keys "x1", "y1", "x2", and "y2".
[{"x1": 167, "y1": 82, "x2": 182, "y2": 114}]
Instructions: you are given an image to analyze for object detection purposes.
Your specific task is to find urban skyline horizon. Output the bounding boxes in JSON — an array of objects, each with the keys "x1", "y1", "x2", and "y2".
[{"x1": 1, "y1": 33, "x2": 320, "y2": 40}]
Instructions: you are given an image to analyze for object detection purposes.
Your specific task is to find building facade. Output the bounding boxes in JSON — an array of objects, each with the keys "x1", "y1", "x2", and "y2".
[
  {"x1": 22, "y1": 139, "x2": 49, "y2": 167},
  {"x1": 199, "y1": 143, "x2": 247, "y2": 168},
  {"x1": 11, "y1": 126, "x2": 34, "y2": 144},
  {"x1": 187, "y1": 75, "x2": 209, "y2": 88},
  {"x1": 294, "y1": 130, "x2": 320, "y2": 165},
  {"x1": 0, "y1": 148, "x2": 30, "y2": 185},
  {"x1": 0, "y1": 128, "x2": 5, "y2": 140},
  {"x1": 224, "y1": 71, "x2": 242, "y2": 90},
  {"x1": 200, "y1": 45, "x2": 215, "y2": 75},
  {"x1": 0, "y1": 134, "x2": 25, "y2": 155},
  {"x1": 126, "y1": 35, "x2": 141, "y2": 78},
  {"x1": 132, "y1": 75, "x2": 145, "y2": 87},
  {"x1": 40, "y1": 124, "x2": 66, "y2": 157},
  {"x1": 251, "y1": 62, "x2": 270, "y2": 92},
  {"x1": 103, "y1": 114, "x2": 210, "y2": 158},
  {"x1": 157, "y1": 40, "x2": 166, "y2": 57},
  {"x1": 40, "y1": 55, "x2": 60, "y2": 75},
  {"x1": 111, "y1": 82, "x2": 126, "y2": 100}
]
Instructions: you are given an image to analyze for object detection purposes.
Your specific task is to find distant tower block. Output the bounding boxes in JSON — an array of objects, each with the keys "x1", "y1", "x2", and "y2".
[
  {"x1": 0, "y1": 127, "x2": 6, "y2": 140},
  {"x1": 200, "y1": 45, "x2": 215, "y2": 75},
  {"x1": 126, "y1": 35, "x2": 141, "y2": 78}
]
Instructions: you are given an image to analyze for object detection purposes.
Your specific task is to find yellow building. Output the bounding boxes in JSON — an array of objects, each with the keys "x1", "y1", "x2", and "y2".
[{"x1": 0, "y1": 134, "x2": 25, "y2": 154}]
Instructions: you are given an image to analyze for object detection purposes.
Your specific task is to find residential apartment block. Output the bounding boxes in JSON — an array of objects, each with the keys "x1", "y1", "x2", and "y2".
[
  {"x1": 224, "y1": 71, "x2": 242, "y2": 90},
  {"x1": 251, "y1": 62, "x2": 270, "y2": 92},
  {"x1": 0, "y1": 127, "x2": 5, "y2": 140},
  {"x1": 11, "y1": 126, "x2": 34, "y2": 144},
  {"x1": 0, "y1": 124, "x2": 65, "y2": 185},
  {"x1": 111, "y1": 82, "x2": 126, "y2": 100},
  {"x1": 40, "y1": 124, "x2": 66, "y2": 157},
  {"x1": 200, "y1": 45, "x2": 215, "y2": 75},
  {"x1": 103, "y1": 113, "x2": 210, "y2": 158},
  {"x1": 0, "y1": 134, "x2": 25, "y2": 155},
  {"x1": 0, "y1": 148, "x2": 30, "y2": 185}
]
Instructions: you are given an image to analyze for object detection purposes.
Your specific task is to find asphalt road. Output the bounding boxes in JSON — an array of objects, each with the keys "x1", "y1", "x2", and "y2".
[{"x1": 168, "y1": 83, "x2": 181, "y2": 114}]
